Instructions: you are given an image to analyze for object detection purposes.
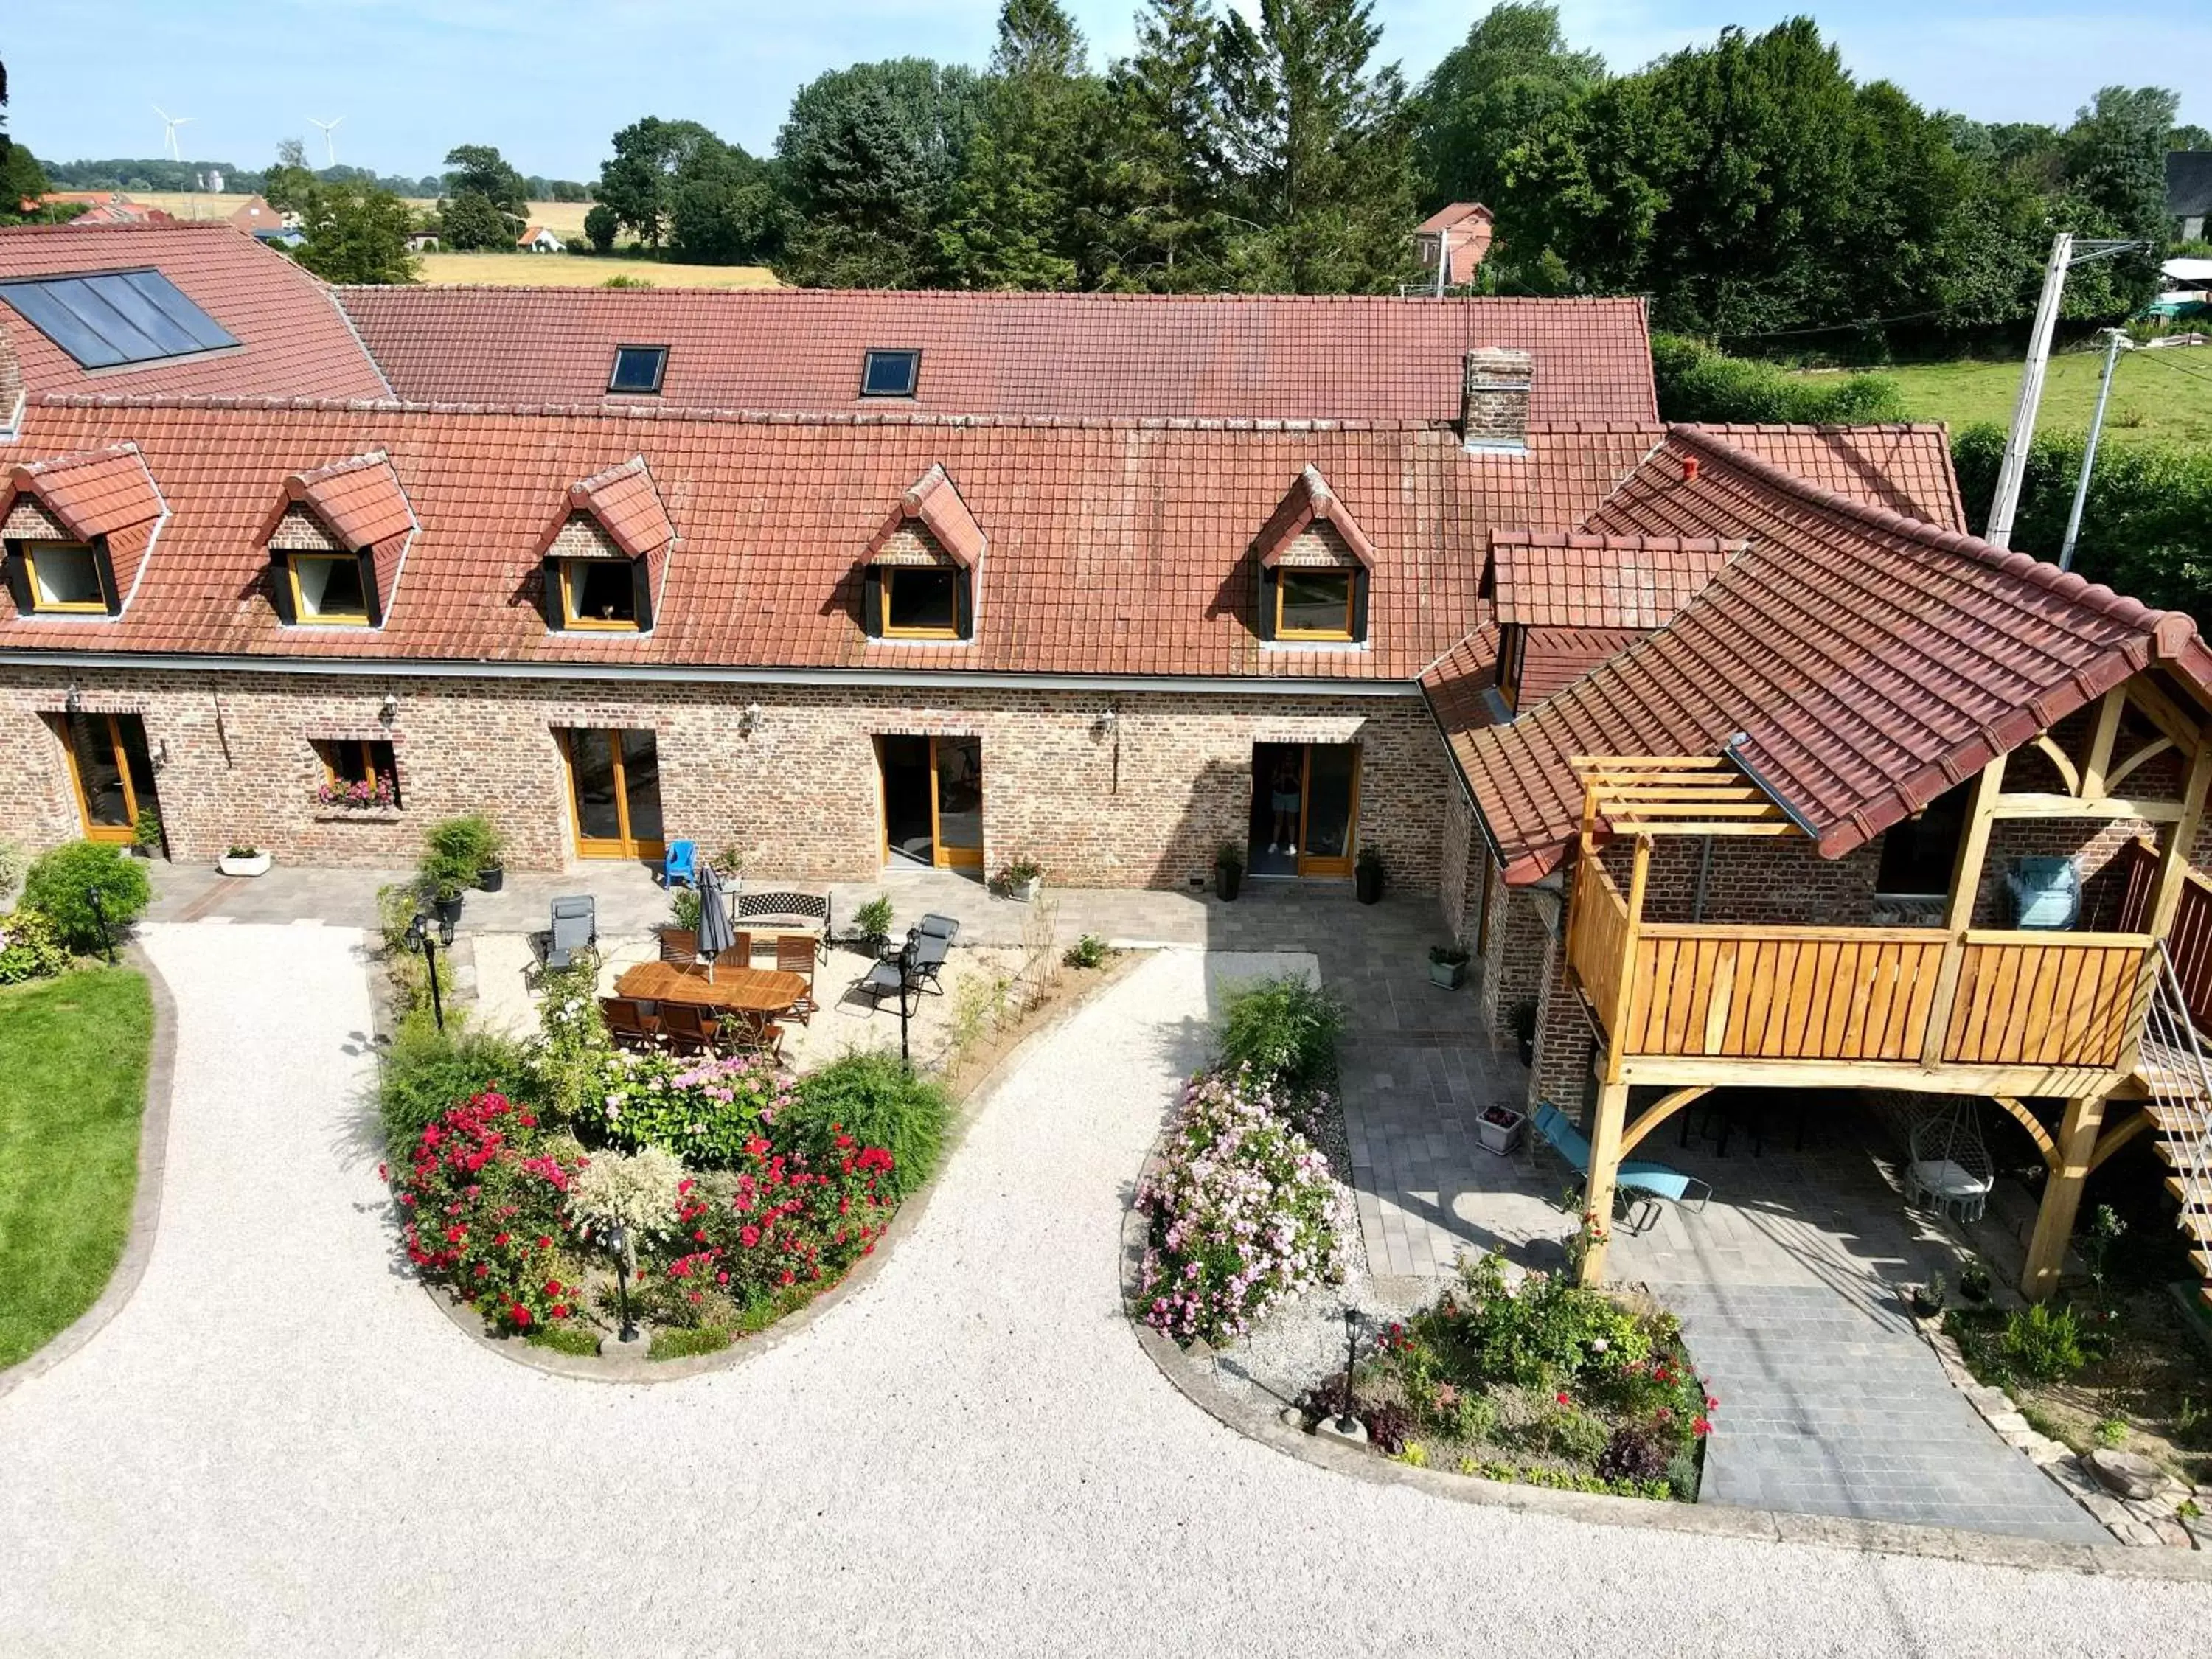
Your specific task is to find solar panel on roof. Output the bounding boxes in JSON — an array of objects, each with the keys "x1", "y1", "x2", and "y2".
[{"x1": 0, "y1": 269, "x2": 237, "y2": 369}]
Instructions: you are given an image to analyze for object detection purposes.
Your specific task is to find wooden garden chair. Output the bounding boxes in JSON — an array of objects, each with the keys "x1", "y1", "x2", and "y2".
[
  {"x1": 775, "y1": 934, "x2": 818, "y2": 1023},
  {"x1": 600, "y1": 997, "x2": 661, "y2": 1050}
]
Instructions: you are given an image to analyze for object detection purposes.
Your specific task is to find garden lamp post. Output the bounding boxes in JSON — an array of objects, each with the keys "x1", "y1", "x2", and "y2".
[
  {"x1": 896, "y1": 929, "x2": 921, "y2": 1070},
  {"x1": 405, "y1": 911, "x2": 446, "y2": 1032},
  {"x1": 1336, "y1": 1304, "x2": 1364, "y2": 1436},
  {"x1": 88, "y1": 886, "x2": 114, "y2": 964},
  {"x1": 606, "y1": 1222, "x2": 639, "y2": 1344}
]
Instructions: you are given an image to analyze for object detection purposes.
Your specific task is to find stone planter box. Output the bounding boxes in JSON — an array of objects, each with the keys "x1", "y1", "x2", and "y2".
[
  {"x1": 218, "y1": 851, "x2": 272, "y2": 877},
  {"x1": 1007, "y1": 877, "x2": 1041, "y2": 903},
  {"x1": 1476, "y1": 1106, "x2": 1526, "y2": 1157},
  {"x1": 1428, "y1": 958, "x2": 1467, "y2": 990}
]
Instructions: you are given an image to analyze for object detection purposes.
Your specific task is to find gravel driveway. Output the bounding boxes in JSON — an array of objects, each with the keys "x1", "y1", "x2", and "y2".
[{"x1": 0, "y1": 925, "x2": 2205, "y2": 1656}]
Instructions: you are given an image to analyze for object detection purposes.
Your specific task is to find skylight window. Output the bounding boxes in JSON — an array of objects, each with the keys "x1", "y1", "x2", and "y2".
[
  {"x1": 0, "y1": 269, "x2": 237, "y2": 369},
  {"x1": 861, "y1": 349, "x2": 920, "y2": 399},
  {"x1": 608, "y1": 345, "x2": 668, "y2": 394}
]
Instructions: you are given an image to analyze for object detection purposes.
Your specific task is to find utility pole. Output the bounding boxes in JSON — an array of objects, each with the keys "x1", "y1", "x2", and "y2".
[
  {"x1": 2057, "y1": 327, "x2": 2130, "y2": 574},
  {"x1": 1986, "y1": 235, "x2": 2146, "y2": 549}
]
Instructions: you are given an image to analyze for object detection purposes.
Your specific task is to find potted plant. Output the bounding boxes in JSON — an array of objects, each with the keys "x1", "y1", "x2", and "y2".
[
  {"x1": 1477, "y1": 1102, "x2": 1527, "y2": 1156},
  {"x1": 419, "y1": 814, "x2": 501, "y2": 925},
  {"x1": 1355, "y1": 844, "x2": 1385, "y2": 905},
  {"x1": 1509, "y1": 1000, "x2": 1537, "y2": 1068},
  {"x1": 1909, "y1": 1273, "x2": 1947, "y2": 1320},
  {"x1": 1214, "y1": 839, "x2": 1245, "y2": 902},
  {"x1": 218, "y1": 844, "x2": 271, "y2": 877},
  {"x1": 1959, "y1": 1262, "x2": 1992, "y2": 1305},
  {"x1": 997, "y1": 858, "x2": 1043, "y2": 902},
  {"x1": 1428, "y1": 942, "x2": 1470, "y2": 990},
  {"x1": 131, "y1": 807, "x2": 164, "y2": 860},
  {"x1": 853, "y1": 893, "x2": 894, "y2": 955}
]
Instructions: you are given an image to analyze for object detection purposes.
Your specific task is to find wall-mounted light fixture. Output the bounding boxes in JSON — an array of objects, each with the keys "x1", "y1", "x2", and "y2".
[
  {"x1": 378, "y1": 694, "x2": 399, "y2": 726},
  {"x1": 64, "y1": 682, "x2": 82, "y2": 715},
  {"x1": 739, "y1": 702, "x2": 763, "y2": 737},
  {"x1": 1093, "y1": 709, "x2": 1119, "y2": 738}
]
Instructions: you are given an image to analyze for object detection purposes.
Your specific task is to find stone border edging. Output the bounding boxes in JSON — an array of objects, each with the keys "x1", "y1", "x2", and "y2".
[
  {"x1": 1117, "y1": 1146, "x2": 2212, "y2": 1582},
  {"x1": 0, "y1": 945, "x2": 178, "y2": 1402},
  {"x1": 422, "y1": 949, "x2": 1150, "y2": 1384}
]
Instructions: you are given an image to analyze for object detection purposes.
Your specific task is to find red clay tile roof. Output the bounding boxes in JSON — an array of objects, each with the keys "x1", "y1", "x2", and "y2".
[
  {"x1": 1255, "y1": 465, "x2": 1376, "y2": 569},
  {"x1": 1519, "y1": 625, "x2": 1643, "y2": 703},
  {"x1": 1488, "y1": 532, "x2": 1739, "y2": 628},
  {"x1": 284, "y1": 451, "x2": 414, "y2": 549},
  {"x1": 0, "y1": 397, "x2": 1658, "y2": 677},
  {"x1": 867, "y1": 465, "x2": 986, "y2": 570},
  {"x1": 1439, "y1": 428, "x2": 2212, "y2": 880},
  {"x1": 335, "y1": 288, "x2": 1658, "y2": 425},
  {"x1": 1416, "y1": 204, "x2": 1493, "y2": 234},
  {"x1": 564, "y1": 456, "x2": 675, "y2": 562},
  {"x1": 1418, "y1": 624, "x2": 1503, "y2": 735},
  {"x1": 2, "y1": 443, "x2": 169, "y2": 609},
  {"x1": 0, "y1": 223, "x2": 389, "y2": 402},
  {"x1": 1656, "y1": 424, "x2": 1965, "y2": 530}
]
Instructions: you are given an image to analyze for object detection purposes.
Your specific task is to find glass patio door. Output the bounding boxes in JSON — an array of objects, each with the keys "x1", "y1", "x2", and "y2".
[
  {"x1": 54, "y1": 712, "x2": 157, "y2": 844},
  {"x1": 931, "y1": 736, "x2": 983, "y2": 869},
  {"x1": 1298, "y1": 743, "x2": 1360, "y2": 878},
  {"x1": 563, "y1": 728, "x2": 665, "y2": 860}
]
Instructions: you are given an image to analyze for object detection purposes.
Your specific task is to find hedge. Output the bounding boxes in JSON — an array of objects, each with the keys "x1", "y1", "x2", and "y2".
[{"x1": 1650, "y1": 333, "x2": 1905, "y2": 425}]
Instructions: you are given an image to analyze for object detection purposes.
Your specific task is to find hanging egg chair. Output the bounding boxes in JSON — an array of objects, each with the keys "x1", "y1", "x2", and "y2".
[{"x1": 1906, "y1": 1099, "x2": 1996, "y2": 1222}]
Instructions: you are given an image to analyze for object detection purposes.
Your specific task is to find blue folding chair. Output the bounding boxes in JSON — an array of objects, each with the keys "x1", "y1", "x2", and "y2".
[
  {"x1": 1532, "y1": 1102, "x2": 1711, "y2": 1232},
  {"x1": 661, "y1": 839, "x2": 697, "y2": 888}
]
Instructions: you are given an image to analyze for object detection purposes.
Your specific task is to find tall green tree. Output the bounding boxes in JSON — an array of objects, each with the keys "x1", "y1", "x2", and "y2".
[
  {"x1": 2059, "y1": 86, "x2": 2174, "y2": 307},
  {"x1": 289, "y1": 177, "x2": 419, "y2": 285},
  {"x1": 595, "y1": 118, "x2": 722, "y2": 250},
  {"x1": 667, "y1": 139, "x2": 784, "y2": 265},
  {"x1": 0, "y1": 58, "x2": 56, "y2": 226},
  {"x1": 438, "y1": 190, "x2": 510, "y2": 251},
  {"x1": 775, "y1": 58, "x2": 984, "y2": 288},
  {"x1": 1090, "y1": 0, "x2": 1227, "y2": 290},
  {"x1": 442, "y1": 145, "x2": 529, "y2": 215},
  {"x1": 1210, "y1": 0, "x2": 1416, "y2": 293},
  {"x1": 939, "y1": 0, "x2": 1096, "y2": 289},
  {"x1": 1415, "y1": 3, "x2": 1601, "y2": 212}
]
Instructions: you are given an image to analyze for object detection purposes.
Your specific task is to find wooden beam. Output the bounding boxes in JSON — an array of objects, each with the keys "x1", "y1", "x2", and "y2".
[
  {"x1": 1924, "y1": 752, "x2": 2006, "y2": 1068},
  {"x1": 1605, "y1": 820, "x2": 1797, "y2": 838},
  {"x1": 1605, "y1": 838, "x2": 1652, "y2": 1086},
  {"x1": 2104, "y1": 736, "x2": 2175, "y2": 794},
  {"x1": 1989, "y1": 793, "x2": 2185, "y2": 821},
  {"x1": 2088, "y1": 1110, "x2": 2152, "y2": 1174},
  {"x1": 1989, "y1": 1093, "x2": 2058, "y2": 1172},
  {"x1": 1617, "y1": 1085, "x2": 1714, "y2": 1158},
  {"x1": 2146, "y1": 741, "x2": 2212, "y2": 941},
  {"x1": 1577, "y1": 1081, "x2": 1631, "y2": 1287},
  {"x1": 2125, "y1": 675, "x2": 2204, "y2": 758},
  {"x1": 2031, "y1": 732, "x2": 2081, "y2": 798},
  {"x1": 2080, "y1": 687, "x2": 2127, "y2": 799},
  {"x1": 2023, "y1": 1090, "x2": 2113, "y2": 1301},
  {"x1": 1615, "y1": 1054, "x2": 2124, "y2": 1097}
]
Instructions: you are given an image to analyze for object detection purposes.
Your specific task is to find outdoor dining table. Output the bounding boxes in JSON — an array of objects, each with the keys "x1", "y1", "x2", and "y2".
[{"x1": 613, "y1": 959, "x2": 808, "y2": 1016}]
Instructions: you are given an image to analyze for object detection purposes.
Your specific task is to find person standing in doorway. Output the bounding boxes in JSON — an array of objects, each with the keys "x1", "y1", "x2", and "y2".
[{"x1": 1269, "y1": 753, "x2": 1302, "y2": 856}]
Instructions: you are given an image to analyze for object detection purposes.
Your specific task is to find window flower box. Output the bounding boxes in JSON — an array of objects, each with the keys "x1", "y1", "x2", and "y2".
[
  {"x1": 312, "y1": 807, "x2": 405, "y2": 825},
  {"x1": 1476, "y1": 1104, "x2": 1526, "y2": 1157},
  {"x1": 316, "y1": 776, "x2": 397, "y2": 812}
]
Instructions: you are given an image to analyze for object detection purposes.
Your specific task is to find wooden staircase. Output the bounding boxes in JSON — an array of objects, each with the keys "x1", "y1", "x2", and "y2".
[{"x1": 2136, "y1": 943, "x2": 2212, "y2": 1309}]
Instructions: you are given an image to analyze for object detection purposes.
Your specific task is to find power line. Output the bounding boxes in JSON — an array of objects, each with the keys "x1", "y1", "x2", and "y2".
[
  {"x1": 2130, "y1": 345, "x2": 2212, "y2": 387},
  {"x1": 1718, "y1": 306, "x2": 1950, "y2": 341}
]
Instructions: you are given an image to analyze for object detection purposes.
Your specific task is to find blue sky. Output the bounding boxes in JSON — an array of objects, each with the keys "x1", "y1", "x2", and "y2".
[{"x1": 6, "y1": 1, "x2": 2204, "y2": 182}]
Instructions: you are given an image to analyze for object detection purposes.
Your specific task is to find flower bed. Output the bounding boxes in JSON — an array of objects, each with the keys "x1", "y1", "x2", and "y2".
[{"x1": 1299, "y1": 1251, "x2": 1713, "y2": 1501}]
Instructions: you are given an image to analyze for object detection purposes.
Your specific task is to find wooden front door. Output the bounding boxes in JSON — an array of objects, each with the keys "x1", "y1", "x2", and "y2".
[
  {"x1": 562, "y1": 728, "x2": 665, "y2": 860},
  {"x1": 52, "y1": 712, "x2": 158, "y2": 844},
  {"x1": 1297, "y1": 743, "x2": 1360, "y2": 878},
  {"x1": 877, "y1": 734, "x2": 984, "y2": 869}
]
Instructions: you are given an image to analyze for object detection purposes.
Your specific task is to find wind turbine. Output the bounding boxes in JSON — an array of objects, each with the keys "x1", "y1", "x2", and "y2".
[
  {"x1": 153, "y1": 105, "x2": 193, "y2": 163},
  {"x1": 309, "y1": 117, "x2": 344, "y2": 167}
]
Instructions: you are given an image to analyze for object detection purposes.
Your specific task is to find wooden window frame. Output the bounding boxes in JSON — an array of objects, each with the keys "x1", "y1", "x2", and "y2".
[
  {"x1": 286, "y1": 552, "x2": 372, "y2": 627},
  {"x1": 21, "y1": 540, "x2": 110, "y2": 615},
  {"x1": 1498, "y1": 624, "x2": 1525, "y2": 707},
  {"x1": 558, "y1": 557, "x2": 641, "y2": 633},
  {"x1": 560, "y1": 727, "x2": 665, "y2": 860},
  {"x1": 318, "y1": 737, "x2": 400, "y2": 807},
  {"x1": 1274, "y1": 568, "x2": 1357, "y2": 643},
  {"x1": 880, "y1": 566, "x2": 961, "y2": 641},
  {"x1": 52, "y1": 711, "x2": 149, "y2": 843}
]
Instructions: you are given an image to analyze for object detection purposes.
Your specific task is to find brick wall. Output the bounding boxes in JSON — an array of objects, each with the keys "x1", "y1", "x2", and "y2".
[
  {"x1": 1529, "y1": 922, "x2": 1594, "y2": 1117},
  {"x1": 1439, "y1": 787, "x2": 1476, "y2": 945},
  {"x1": 0, "y1": 666, "x2": 1453, "y2": 889},
  {"x1": 1601, "y1": 834, "x2": 1884, "y2": 927}
]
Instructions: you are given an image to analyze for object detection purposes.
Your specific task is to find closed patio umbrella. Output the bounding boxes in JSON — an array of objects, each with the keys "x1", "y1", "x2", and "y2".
[{"x1": 695, "y1": 861, "x2": 735, "y2": 981}]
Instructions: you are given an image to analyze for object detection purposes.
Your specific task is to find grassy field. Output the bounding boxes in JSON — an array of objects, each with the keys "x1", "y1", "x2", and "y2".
[
  {"x1": 415, "y1": 251, "x2": 777, "y2": 288},
  {"x1": 0, "y1": 967, "x2": 153, "y2": 1369},
  {"x1": 1795, "y1": 344, "x2": 2212, "y2": 446}
]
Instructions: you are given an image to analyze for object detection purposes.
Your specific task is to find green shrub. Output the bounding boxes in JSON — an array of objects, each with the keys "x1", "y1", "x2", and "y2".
[
  {"x1": 669, "y1": 886, "x2": 702, "y2": 933},
  {"x1": 579, "y1": 1049, "x2": 790, "y2": 1166},
  {"x1": 417, "y1": 813, "x2": 504, "y2": 900},
  {"x1": 532, "y1": 950, "x2": 611, "y2": 1124},
  {"x1": 1065, "y1": 933, "x2": 1108, "y2": 969},
  {"x1": 1218, "y1": 974, "x2": 1345, "y2": 1091},
  {"x1": 853, "y1": 894, "x2": 894, "y2": 950},
  {"x1": 1651, "y1": 333, "x2": 1905, "y2": 425},
  {"x1": 22, "y1": 841, "x2": 153, "y2": 950},
  {"x1": 375, "y1": 1011, "x2": 535, "y2": 1159},
  {"x1": 784, "y1": 1050, "x2": 950, "y2": 1200},
  {"x1": 0, "y1": 908, "x2": 72, "y2": 984},
  {"x1": 2000, "y1": 1301, "x2": 2087, "y2": 1383}
]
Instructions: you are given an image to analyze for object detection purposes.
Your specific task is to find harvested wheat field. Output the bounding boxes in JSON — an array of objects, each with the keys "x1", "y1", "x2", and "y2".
[{"x1": 414, "y1": 252, "x2": 778, "y2": 288}]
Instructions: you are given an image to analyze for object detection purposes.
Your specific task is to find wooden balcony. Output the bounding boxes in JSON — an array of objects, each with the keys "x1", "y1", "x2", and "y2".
[{"x1": 1565, "y1": 853, "x2": 2157, "y2": 1093}]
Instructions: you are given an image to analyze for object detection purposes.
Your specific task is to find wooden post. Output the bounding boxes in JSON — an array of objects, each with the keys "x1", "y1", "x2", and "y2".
[
  {"x1": 1577, "y1": 1079, "x2": 1630, "y2": 1286},
  {"x1": 2020, "y1": 1090, "x2": 2112, "y2": 1301},
  {"x1": 1607, "y1": 836, "x2": 1652, "y2": 1082},
  {"x1": 2079, "y1": 688, "x2": 2126, "y2": 800},
  {"x1": 1924, "y1": 753, "x2": 2006, "y2": 1068}
]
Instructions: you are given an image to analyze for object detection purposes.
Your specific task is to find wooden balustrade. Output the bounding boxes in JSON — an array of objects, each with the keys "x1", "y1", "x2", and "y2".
[
  {"x1": 1941, "y1": 933, "x2": 2149, "y2": 1068},
  {"x1": 1564, "y1": 857, "x2": 1632, "y2": 1035}
]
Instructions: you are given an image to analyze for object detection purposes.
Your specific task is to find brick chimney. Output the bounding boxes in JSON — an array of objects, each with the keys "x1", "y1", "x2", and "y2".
[
  {"x1": 0, "y1": 315, "x2": 22, "y2": 441},
  {"x1": 1460, "y1": 347, "x2": 1531, "y2": 453}
]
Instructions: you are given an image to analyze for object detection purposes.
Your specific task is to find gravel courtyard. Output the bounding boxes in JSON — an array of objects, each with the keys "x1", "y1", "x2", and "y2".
[{"x1": 0, "y1": 924, "x2": 2206, "y2": 1656}]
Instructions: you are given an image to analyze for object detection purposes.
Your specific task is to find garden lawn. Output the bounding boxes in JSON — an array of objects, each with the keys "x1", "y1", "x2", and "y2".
[
  {"x1": 1792, "y1": 347, "x2": 2212, "y2": 447},
  {"x1": 0, "y1": 968, "x2": 153, "y2": 1368}
]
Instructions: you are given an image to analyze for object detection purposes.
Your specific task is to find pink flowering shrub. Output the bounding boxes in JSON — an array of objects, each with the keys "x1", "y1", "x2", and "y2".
[
  {"x1": 396, "y1": 1089, "x2": 588, "y2": 1334},
  {"x1": 574, "y1": 1048, "x2": 793, "y2": 1167},
  {"x1": 316, "y1": 773, "x2": 397, "y2": 810},
  {"x1": 1136, "y1": 1068, "x2": 1349, "y2": 1344}
]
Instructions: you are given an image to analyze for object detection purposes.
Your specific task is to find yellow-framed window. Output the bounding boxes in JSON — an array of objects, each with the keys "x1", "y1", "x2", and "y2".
[
  {"x1": 288, "y1": 552, "x2": 372, "y2": 625},
  {"x1": 21, "y1": 540, "x2": 110, "y2": 614},
  {"x1": 882, "y1": 566, "x2": 961, "y2": 640},
  {"x1": 1275, "y1": 568, "x2": 1356, "y2": 641},
  {"x1": 558, "y1": 559, "x2": 640, "y2": 631},
  {"x1": 316, "y1": 737, "x2": 400, "y2": 806}
]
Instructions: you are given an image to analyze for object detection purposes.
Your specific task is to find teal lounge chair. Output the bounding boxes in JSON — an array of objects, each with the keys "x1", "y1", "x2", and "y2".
[{"x1": 1533, "y1": 1102, "x2": 1712, "y2": 1229}]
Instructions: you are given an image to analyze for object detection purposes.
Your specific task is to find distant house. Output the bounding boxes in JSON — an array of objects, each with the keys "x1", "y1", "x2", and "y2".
[
  {"x1": 254, "y1": 226, "x2": 307, "y2": 251},
  {"x1": 405, "y1": 232, "x2": 442, "y2": 253},
  {"x1": 516, "y1": 226, "x2": 564, "y2": 254},
  {"x1": 227, "y1": 196, "x2": 286, "y2": 238},
  {"x1": 2171, "y1": 152, "x2": 2212, "y2": 243},
  {"x1": 1412, "y1": 203, "x2": 1494, "y2": 291},
  {"x1": 69, "y1": 201, "x2": 177, "y2": 227}
]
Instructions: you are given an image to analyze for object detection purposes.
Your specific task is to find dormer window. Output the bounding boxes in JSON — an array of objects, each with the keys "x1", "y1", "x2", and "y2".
[
  {"x1": 861, "y1": 349, "x2": 920, "y2": 398},
  {"x1": 286, "y1": 551, "x2": 372, "y2": 625},
  {"x1": 21, "y1": 541, "x2": 110, "y2": 613},
  {"x1": 1276, "y1": 569, "x2": 1355, "y2": 641},
  {"x1": 1252, "y1": 467, "x2": 1373, "y2": 647},
  {"x1": 557, "y1": 557, "x2": 641, "y2": 630},
  {"x1": 608, "y1": 345, "x2": 668, "y2": 394},
  {"x1": 883, "y1": 566, "x2": 960, "y2": 639},
  {"x1": 861, "y1": 465, "x2": 982, "y2": 643}
]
